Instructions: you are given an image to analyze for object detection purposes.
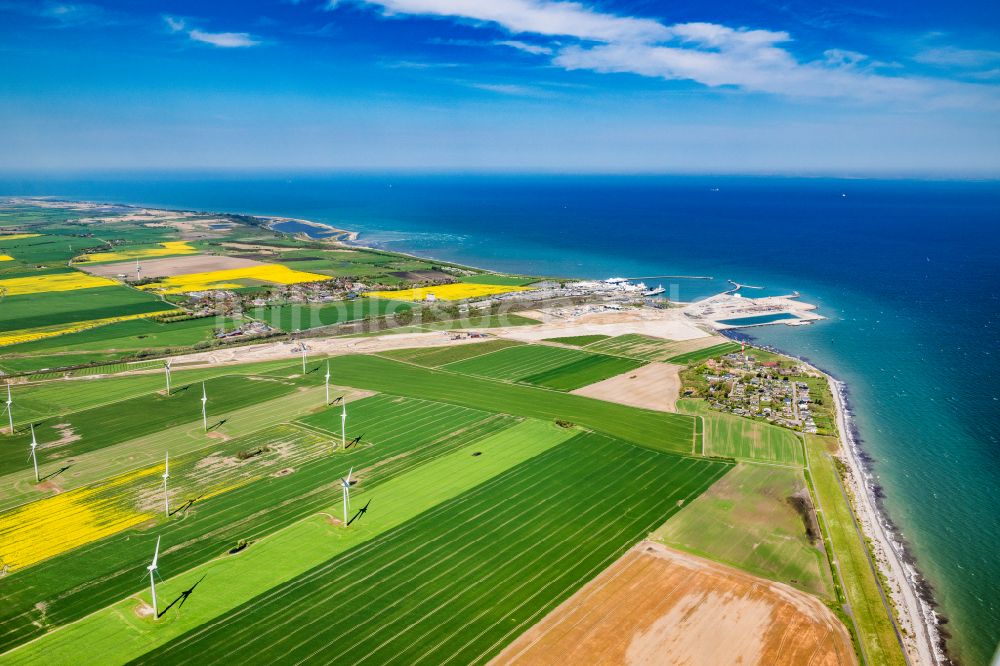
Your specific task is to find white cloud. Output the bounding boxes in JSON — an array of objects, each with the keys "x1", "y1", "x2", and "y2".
[
  {"x1": 494, "y1": 39, "x2": 552, "y2": 55},
  {"x1": 469, "y1": 82, "x2": 541, "y2": 95},
  {"x1": 362, "y1": 0, "x2": 668, "y2": 43},
  {"x1": 188, "y1": 29, "x2": 260, "y2": 48},
  {"x1": 915, "y1": 47, "x2": 1000, "y2": 68},
  {"x1": 352, "y1": 1, "x2": 1000, "y2": 109},
  {"x1": 163, "y1": 15, "x2": 185, "y2": 33}
]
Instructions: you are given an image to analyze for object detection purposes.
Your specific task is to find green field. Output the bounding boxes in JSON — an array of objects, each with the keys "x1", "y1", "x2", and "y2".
[
  {"x1": 806, "y1": 434, "x2": 907, "y2": 666},
  {"x1": 521, "y1": 354, "x2": 644, "y2": 391},
  {"x1": 542, "y1": 334, "x2": 611, "y2": 346},
  {"x1": 583, "y1": 333, "x2": 721, "y2": 362},
  {"x1": 656, "y1": 462, "x2": 833, "y2": 598},
  {"x1": 122, "y1": 434, "x2": 731, "y2": 664},
  {"x1": 1, "y1": 317, "x2": 234, "y2": 356},
  {"x1": 444, "y1": 343, "x2": 643, "y2": 390},
  {"x1": 252, "y1": 298, "x2": 412, "y2": 332},
  {"x1": 678, "y1": 399, "x2": 804, "y2": 465},
  {"x1": 378, "y1": 339, "x2": 524, "y2": 367},
  {"x1": 308, "y1": 354, "x2": 696, "y2": 453},
  {"x1": 0, "y1": 287, "x2": 174, "y2": 333},
  {"x1": 0, "y1": 395, "x2": 525, "y2": 653},
  {"x1": 0, "y1": 374, "x2": 309, "y2": 470},
  {"x1": 667, "y1": 341, "x2": 742, "y2": 365}
]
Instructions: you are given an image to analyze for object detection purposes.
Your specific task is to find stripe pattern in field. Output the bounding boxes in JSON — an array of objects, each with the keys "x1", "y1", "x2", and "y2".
[
  {"x1": 443, "y1": 344, "x2": 644, "y2": 391},
  {"x1": 136, "y1": 434, "x2": 732, "y2": 665},
  {"x1": 583, "y1": 333, "x2": 720, "y2": 362},
  {"x1": 0, "y1": 396, "x2": 518, "y2": 653},
  {"x1": 378, "y1": 339, "x2": 524, "y2": 368},
  {"x1": 678, "y1": 400, "x2": 804, "y2": 465}
]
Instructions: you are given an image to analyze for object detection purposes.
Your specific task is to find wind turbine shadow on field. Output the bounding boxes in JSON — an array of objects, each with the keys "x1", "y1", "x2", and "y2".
[
  {"x1": 347, "y1": 499, "x2": 371, "y2": 526},
  {"x1": 38, "y1": 464, "x2": 72, "y2": 482},
  {"x1": 172, "y1": 385, "x2": 192, "y2": 395},
  {"x1": 208, "y1": 419, "x2": 228, "y2": 431},
  {"x1": 158, "y1": 575, "x2": 206, "y2": 618},
  {"x1": 169, "y1": 494, "x2": 204, "y2": 517}
]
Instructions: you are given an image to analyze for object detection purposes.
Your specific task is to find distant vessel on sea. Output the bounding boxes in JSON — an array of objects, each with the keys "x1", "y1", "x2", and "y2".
[{"x1": 644, "y1": 285, "x2": 666, "y2": 296}]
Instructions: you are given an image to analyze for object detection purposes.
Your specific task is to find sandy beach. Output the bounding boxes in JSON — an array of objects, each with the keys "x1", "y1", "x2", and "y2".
[{"x1": 828, "y1": 374, "x2": 942, "y2": 665}]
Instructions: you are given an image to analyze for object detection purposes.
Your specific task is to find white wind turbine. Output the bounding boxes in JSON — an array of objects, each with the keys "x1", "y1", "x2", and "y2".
[
  {"x1": 28, "y1": 424, "x2": 39, "y2": 482},
  {"x1": 341, "y1": 467, "x2": 353, "y2": 525},
  {"x1": 147, "y1": 536, "x2": 162, "y2": 619},
  {"x1": 162, "y1": 452, "x2": 170, "y2": 516},
  {"x1": 164, "y1": 359, "x2": 172, "y2": 395},
  {"x1": 324, "y1": 361, "x2": 331, "y2": 405},
  {"x1": 300, "y1": 343, "x2": 308, "y2": 374},
  {"x1": 135, "y1": 258, "x2": 142, "y2": 281},
  {"x1": 341, "y1": 397, "x2": 347, "y2": 450},
  {"x1": 200, "y1": 382, "x2": 208, "y2": 431},
  {"x1": 3, "y1": 385, "x2": 12, "y2": 436}
]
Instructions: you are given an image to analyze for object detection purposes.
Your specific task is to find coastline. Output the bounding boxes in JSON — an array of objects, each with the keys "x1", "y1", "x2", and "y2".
[
  {"x1": 272, "y1": 205, "x2": 947, "y2": 666},
  {"x1": 722, "y1": 329, "x2": 944, "y2": 666},
  {"x1": 9, "y1": 196, "x2": 949, "y2": 664}
]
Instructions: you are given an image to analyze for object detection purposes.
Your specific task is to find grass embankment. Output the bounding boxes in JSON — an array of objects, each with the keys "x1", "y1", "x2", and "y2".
[
  {"x1": 677, "y1": 399, "x2": 804, "y2": 465},
  {"x1": 656, "y1": 462, "x2": 834, "y2": 599},
  {"x1": 583, "y1": 333, "x2": 727, "y2": 363},
  {"x1": 2, "y1": 419, "x2": 577, "y2": 664},
  {"x1": 806, "y1": 434, "x2": 906, "y2": 666}
]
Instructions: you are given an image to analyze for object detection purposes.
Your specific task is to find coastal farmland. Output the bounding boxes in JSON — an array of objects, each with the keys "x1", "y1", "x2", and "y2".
[
  {"x1": 655, "y1": 463, "x2": 833, "y2": 598},
  {"x1": 0, "y1": 198, "x2": 907, "y2": 666},
  {"x1": 493, "y1": 542, "x2": 855, "y2": 666},
  {"x1": 91, "y1": 436, "x2": 731, "y2": 664},
  {"x1": 443, "y1": 343, "x2": 645, "y2": 390},
  {"x1": 678, "y1": 399, "x2": 805, "y2": 465}
]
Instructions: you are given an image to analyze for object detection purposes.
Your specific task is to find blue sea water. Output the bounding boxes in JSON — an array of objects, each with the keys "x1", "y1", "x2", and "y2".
[{"x1": 2, "y1": 173, "x2": 998, "y2": 664}]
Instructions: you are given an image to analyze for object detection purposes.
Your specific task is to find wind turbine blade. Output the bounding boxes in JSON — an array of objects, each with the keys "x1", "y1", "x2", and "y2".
[
  {"x1": 152, "y1": 536, "x2": 161, "y2": 568},
  {"x1": 347, "y1": 467, "x2": 353, "y2": 483}
]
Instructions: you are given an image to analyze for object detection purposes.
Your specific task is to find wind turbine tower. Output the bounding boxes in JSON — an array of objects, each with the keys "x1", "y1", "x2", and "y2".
[
  {"x1": 300, "y1": 344, "x2": 308, "y2": 374},
  {"x1": 147, "y1": 536, "x2": 161, "y2": 619},
  {"x1": 29, "y1": 424, "x2": 39, "y2": 482},
  {"x1": 3, "y1": 385, "x2": 12, "y2": 435},
  {"x1": 341, "y1": 398, "x2": 347, "y2": 450},
  {"x1": 201, "y1": 382, "x2": 208, "y2": 431},
  {"x1": 162, "y1": 452, "x2": 170, "y2": 516},
  {"x1": 164, "y1": 359, "x2": 172, "y2": 395},
  {"x1": 341, "y1": 467, "x2": 353, "y2": 525},
  {"x1": 324, "y1": 361, "x2": 331, "y2": 405}
]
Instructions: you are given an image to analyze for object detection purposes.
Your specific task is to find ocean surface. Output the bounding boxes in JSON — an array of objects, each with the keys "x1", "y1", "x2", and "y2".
[{"x1": 2, "y1": 173, "x2": 998, "y2": 664}]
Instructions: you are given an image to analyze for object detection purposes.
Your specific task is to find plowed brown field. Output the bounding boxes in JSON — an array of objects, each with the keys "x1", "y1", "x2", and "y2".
[{"x1": 492, "y1": 541, "x2": 856, "y2": 666}]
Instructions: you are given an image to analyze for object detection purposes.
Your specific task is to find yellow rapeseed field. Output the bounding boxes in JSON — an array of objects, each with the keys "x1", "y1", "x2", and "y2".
[
  {"x1": 77, "y1": 240, "x2": 198, "y2": 263},
  {"x1": 138, "y1": 264, "x2": 331, "y2": 294},
  {"x1": 0, "y1": 272, "x2": 119, "y2": 296},
  {"x1": 0, "y1": 310, "x2": 176, "y2": 347},
  {"x1": 0, "y1": 254, "x2": 13, "y2": 261},
  {"x1": 0, "y1": 465, "x2": 159, "y2": 572},
  {"x1": 0, "y1": 233, "x2": 42, "y2": 242},
  {"x1": 364, "y1": 283, "x2": 533, "y2": 301}
]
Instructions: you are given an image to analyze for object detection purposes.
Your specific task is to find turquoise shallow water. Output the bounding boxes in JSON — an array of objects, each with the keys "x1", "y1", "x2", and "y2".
[{"x1": 2, "y1": 174, "x2": 998, "y2": 664}]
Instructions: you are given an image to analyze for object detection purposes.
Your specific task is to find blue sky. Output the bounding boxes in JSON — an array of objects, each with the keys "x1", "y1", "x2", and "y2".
[{"x1": 1, "y1": 0, "x2": 998, "y2": 175}]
